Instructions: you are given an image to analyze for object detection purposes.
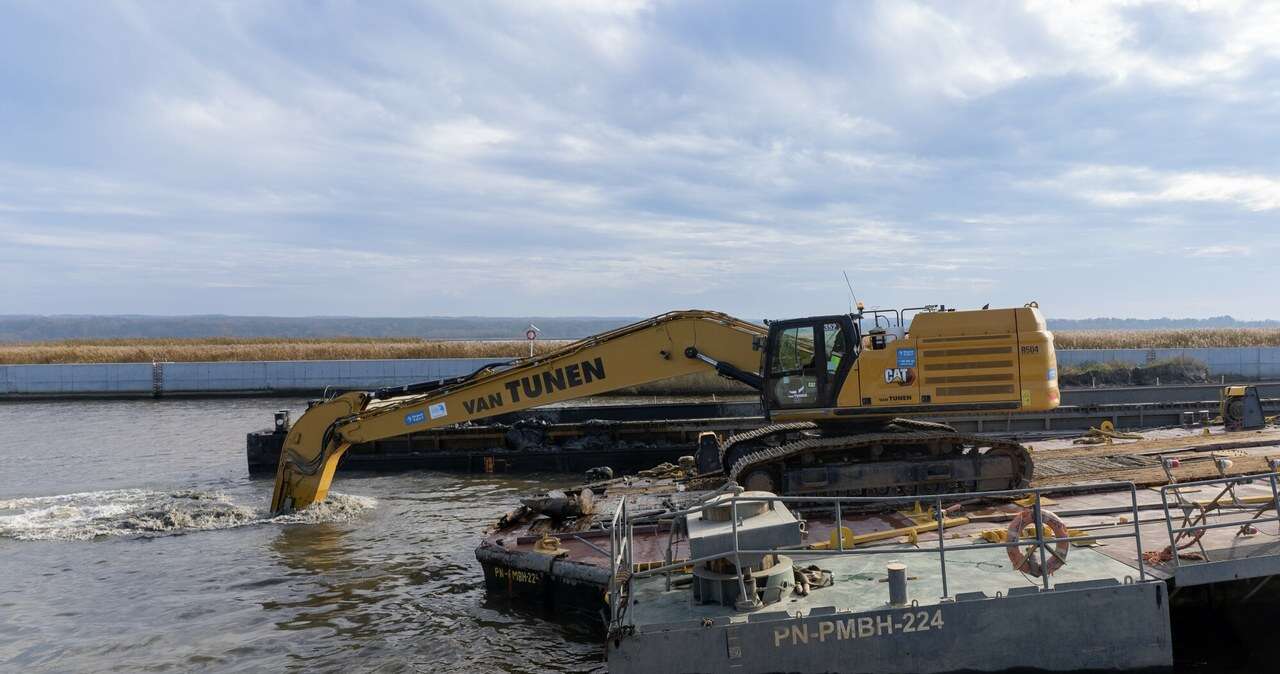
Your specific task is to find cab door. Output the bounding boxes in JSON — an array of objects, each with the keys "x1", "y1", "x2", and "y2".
[{"x1": 764, "y1": 317, "x2": 855, "y2": 411}]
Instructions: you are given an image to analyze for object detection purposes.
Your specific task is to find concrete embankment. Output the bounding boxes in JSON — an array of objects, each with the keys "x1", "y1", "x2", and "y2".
[
  {"x1": 0, "y1": 358, "x2": 493, "y2": 398},
  {"x1": 0, "y1": 358, "x2": 739, "y2": 398},
  {"x1": 3, "y1": 347, "x2": 1280, "y2": 398}
]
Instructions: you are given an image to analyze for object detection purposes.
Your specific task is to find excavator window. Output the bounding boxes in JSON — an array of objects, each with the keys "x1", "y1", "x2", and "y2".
[
  {"x1": 824, "y1": 322, "x2": 845, "y2": 374},
  {"x1": 772, "y1": 325, "x2": 817, "y2": 372},
  {"x1": 770, "y1": 325, "x2": 820, "y2": 408}
]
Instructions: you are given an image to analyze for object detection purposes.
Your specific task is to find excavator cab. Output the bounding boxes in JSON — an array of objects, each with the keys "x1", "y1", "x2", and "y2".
[{"x1": 762, "y1": 316, "x2": 858, "y2": 412}]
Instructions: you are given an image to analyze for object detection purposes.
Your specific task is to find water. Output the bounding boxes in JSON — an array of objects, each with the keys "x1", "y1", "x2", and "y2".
[
  {"x1": 0, "y1": 398, "x2": 601, "y2": 673},
  {"x1": 0, "y1": 399, "x2": 1266, "y2": 673}
]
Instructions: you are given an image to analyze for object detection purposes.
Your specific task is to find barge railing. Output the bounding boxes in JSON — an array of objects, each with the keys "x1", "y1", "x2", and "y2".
[
  {"x1": 606, "y1": 482, "x2": 1149, "y2": 632},
  {"x1": 607, "y1": 495, "x2": 634, "y2": 627},
  {"x1": 1158, "y1": 468, "x2": 1280, "y2": 585}
]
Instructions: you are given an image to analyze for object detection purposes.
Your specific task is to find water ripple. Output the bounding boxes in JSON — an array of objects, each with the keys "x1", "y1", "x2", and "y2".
[{"x1": 0, "y1": 489, "x2": 375, "y2": 541}]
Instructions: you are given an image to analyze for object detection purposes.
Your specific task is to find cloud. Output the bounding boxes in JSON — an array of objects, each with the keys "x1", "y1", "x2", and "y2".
[
  {"x1": 416, "y1": 118, "x2": 515, "y2": 157},
  {"x1": 0, "y1": 1, "x2": 1277, "y2": 318},
  {"x1": 1003, "y1": 1, "x2": 1280, "y2": 89},
  {"x1": 0, "y1": 225, "x2": 164, "y2": 252},
  {"x1": 1186, "y1": 244, "x2": 1251, "y2": 258},
  {"x1": 1049, "y1": 166, "x2": 1280, "y2": 212},
  {"x1": 866, "y1": 3, "x2": 1030, "y2": 99}
]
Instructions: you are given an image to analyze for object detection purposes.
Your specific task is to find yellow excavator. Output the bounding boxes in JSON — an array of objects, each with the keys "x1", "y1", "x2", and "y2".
[{"x1": 270, "y1": 304, "x2": 1059, "y2": 514}]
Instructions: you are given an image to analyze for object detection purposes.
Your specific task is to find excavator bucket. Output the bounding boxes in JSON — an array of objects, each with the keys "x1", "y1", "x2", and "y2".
[
  {"x1": 269, "y1": 393, "x2": 365, "y2": 514},
  {"x1": 270, "y1": 442, "x2": 350, "y2": 514}
]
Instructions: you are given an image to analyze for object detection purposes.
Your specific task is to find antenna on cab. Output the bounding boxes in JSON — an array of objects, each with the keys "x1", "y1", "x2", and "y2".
[{"x1": 842, "y1": 270, "x2": 864, "y2": 318}]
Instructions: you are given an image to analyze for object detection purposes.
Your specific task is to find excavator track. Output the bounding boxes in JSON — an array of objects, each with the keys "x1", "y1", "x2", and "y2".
[
  {"x1": 716, "y1": 421, "x2": 819, "y2": 469},
  {"x1": 725, "y1": 428, "x2": 1033, "y2": 499}
]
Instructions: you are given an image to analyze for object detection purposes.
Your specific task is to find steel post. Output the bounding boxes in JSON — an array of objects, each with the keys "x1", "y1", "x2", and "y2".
[
  {"x1": 1129, "y1": 485, "x2": 1147, "y2": 581},
  {"x1": 936, "y1": 496, "x2": 949, "y2": 599},
  {"x1": 1034, "y1": 494, "x2": 1050, "y2": 590}
]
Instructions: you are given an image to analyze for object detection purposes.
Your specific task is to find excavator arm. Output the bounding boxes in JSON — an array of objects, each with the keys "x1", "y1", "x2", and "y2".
[{"x1": 270, "y1": 310, "x2": 766, "y2": 513}]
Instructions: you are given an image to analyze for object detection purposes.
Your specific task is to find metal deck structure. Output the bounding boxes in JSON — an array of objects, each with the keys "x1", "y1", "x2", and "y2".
[
  {"x1": 604, "y1": 485, "x2": 1176, "y2": 673},
  {"x1": 597, "y1": 459, "x2": 1280, "y2": 672},
  {"x1": 473, "y1": 424, "x2": 1280, "y2": 671}
]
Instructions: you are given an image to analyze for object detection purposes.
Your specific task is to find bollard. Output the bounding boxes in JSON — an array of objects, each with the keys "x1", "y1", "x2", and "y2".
[{"x1": 887, "y1": 562, "x2": 908, "y2": 606}]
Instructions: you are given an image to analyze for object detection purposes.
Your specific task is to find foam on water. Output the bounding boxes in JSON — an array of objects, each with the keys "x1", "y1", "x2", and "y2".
[{"x1": 0, "y1": 489, "x2": 376, "y2": 541}]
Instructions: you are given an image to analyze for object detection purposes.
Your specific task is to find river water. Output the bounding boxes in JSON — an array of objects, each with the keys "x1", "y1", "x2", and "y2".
[
  {"x1": 0, "y1": 398, "x2": 1265, "y2": 673},
  {"x1": 0, "y1": 398, "x2": 600, "y2": 673}
]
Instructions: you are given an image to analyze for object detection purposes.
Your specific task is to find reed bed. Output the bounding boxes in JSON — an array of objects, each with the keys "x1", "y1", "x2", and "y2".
[
  {"x1": 0, "y1": 338, "x2": 575, "y2": 365},
  {"x1": 4, "y1": 328, "x2": 1280, "y2": 365},
  {"x1": 1053, "y1": 328, "x2": 1280, "y2": 349}
]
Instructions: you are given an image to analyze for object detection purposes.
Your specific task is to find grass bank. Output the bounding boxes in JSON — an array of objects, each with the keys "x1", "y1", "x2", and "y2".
[{"x1": 1059, "y1": 356, "x2": 1210, "y2": 387}]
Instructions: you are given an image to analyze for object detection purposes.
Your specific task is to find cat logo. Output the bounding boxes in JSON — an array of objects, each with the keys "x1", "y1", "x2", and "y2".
[{"x1": 884, "y1": 368, "x2": 916, "y2": 386}]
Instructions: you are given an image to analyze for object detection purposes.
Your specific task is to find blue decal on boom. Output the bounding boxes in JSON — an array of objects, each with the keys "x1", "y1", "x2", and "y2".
[
  {"x1": 896, "y1": 348, "x2": 917, "y2": 368},
  {"x1": 405, "y1": 411, "x2": 426, "y2": 425}
]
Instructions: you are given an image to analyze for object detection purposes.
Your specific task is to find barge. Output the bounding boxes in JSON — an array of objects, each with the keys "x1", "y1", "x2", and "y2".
[
  {"x1": 477, "y1": 425, "x2": 1280, "y2": 672},
  {"x1": 247, "y1": 388, "x2": 1279, "y2": 474}
]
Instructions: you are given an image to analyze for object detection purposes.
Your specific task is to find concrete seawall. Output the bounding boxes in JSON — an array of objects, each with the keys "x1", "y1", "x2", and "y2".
[
  {"x1": 3, "y1": 347, "x2": 1280, "y2": 398},
  {"x1": 0, "y1": 358, "x2": 495, "y2": 397}
]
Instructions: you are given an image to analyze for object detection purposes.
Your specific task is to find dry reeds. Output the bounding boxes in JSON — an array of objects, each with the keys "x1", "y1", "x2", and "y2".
[
  {"x1": 0, "y1": 337, "x2": 574, "y2": 365},
  {"x1": 1053, "y1": 329, "x2": 1280, "y2": 349},
  {"x1": 4, "y1": 328, "x2": 1280, "y2": 365}
]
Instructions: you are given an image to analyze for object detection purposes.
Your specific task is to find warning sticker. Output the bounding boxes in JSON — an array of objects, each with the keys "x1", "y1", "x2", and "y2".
[{"x1": 896, "y1": 348, "x2": 917, "y2": 368}]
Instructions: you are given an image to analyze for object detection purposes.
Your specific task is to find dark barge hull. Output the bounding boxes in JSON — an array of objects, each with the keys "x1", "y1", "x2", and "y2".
[
  {"x1": 476, "y1": 542, "x2": 610, "y2": 624},
  {"x1": 247, "y1": 391, "x2": 1280, "y2": 475}
]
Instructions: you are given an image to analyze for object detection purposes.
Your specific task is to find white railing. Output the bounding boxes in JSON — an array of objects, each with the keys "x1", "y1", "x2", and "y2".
[{"x1": 607, "y1": 496, "x2": 633, "y2": 628}]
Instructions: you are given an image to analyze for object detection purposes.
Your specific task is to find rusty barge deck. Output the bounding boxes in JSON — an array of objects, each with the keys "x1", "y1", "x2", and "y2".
[{"x1": 476, "y1": 427, "x2": 1280, "y2": 630}]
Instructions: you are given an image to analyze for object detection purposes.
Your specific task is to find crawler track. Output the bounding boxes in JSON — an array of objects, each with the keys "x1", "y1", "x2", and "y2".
[
  {"x1": 725, "y1": 427, "x2": 1033, "y2": 497},
  {"x1": 716, "y1": 421, "x2": 818, "y2": 469}
]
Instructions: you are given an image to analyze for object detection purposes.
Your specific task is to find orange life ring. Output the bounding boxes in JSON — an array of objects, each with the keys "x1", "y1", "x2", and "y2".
[{"x1": 1006, "y1": 508, "x2": 1070, "y2": 578}]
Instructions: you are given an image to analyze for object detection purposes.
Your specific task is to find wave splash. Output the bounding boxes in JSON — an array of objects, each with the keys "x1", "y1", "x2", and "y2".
[{"x1": 0, "y1": 489, "x2": 375, "y2": 541}]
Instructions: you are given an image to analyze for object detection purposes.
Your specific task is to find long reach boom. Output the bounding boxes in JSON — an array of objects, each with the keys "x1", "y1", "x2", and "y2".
[{"x1": 270, "y1": 310, "x2": 767, "y2": 513}]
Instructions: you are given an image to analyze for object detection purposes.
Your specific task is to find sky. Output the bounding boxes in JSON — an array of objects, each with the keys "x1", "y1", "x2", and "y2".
[{"x1": 1, "y1": 1, "x2": 1278, "y2": 320}]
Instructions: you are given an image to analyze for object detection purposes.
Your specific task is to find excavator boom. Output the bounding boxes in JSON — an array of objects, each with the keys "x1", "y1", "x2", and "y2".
[{"x1": 270, "y1": 311, "x2": 767, "y2": 513}]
